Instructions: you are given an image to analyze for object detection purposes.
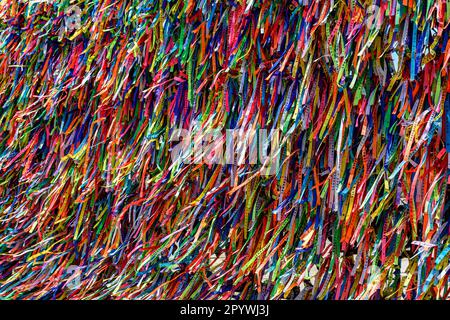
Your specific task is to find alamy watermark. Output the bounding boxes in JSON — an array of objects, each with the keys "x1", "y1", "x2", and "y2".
[{"x1": 169, "y1": 121, "x2": 282, "y2": 177}]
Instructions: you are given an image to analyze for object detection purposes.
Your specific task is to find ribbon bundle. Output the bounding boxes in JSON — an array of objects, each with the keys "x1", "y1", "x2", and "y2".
[{"x1": 0, "y1": 0, "x2": 449, "y2": 299}]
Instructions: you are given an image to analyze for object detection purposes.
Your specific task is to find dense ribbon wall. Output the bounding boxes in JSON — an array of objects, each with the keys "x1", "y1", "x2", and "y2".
[{"x1": 1, "y1": 0, "x2": 450, "y2": 299}]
